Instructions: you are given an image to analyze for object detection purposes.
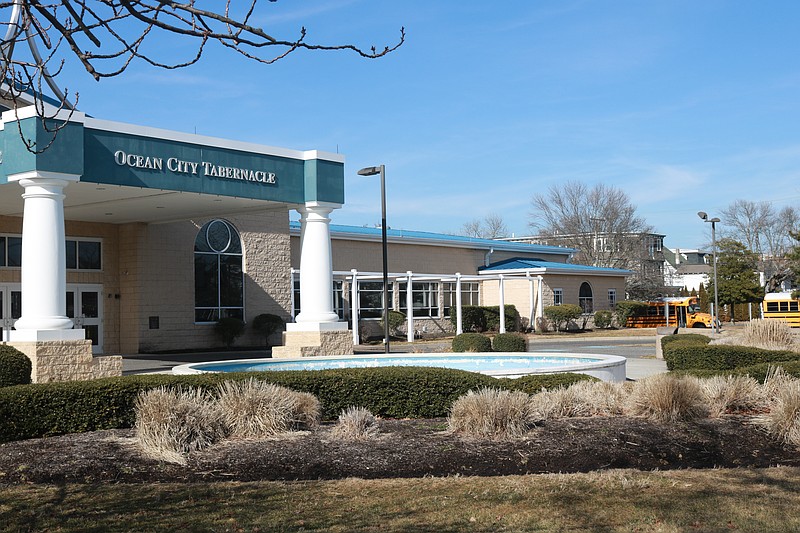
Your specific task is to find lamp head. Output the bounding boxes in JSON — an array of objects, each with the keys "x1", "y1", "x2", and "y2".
[
  {"x1": 709, "y1": 217, "x2": 720, "y2": 223},
  {"x1": 358, "y1": 166, "x2": 382, "y2": 176},
  {"x1": 697, "y1": 211, "x2": 708, "y2": 220}
]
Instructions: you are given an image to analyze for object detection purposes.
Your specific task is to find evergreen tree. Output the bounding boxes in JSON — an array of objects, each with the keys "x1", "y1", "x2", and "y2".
[
  {"x1": 706, "y1": 239, "x2": 763, "y2": 320},
  {"x1": 698, "y1": 284, "x2": 709, "y2": 313}
]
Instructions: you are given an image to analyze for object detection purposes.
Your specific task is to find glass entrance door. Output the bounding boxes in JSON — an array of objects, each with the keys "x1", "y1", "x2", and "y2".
[{"x1": 66, "y1": 284, "x2": 103, "y2": 354}]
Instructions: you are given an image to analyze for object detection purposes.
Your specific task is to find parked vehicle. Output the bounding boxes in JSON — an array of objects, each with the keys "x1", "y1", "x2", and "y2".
[
  {"x1": 761, "y1": 292, "x2": 800, "y2": 327},
  {"x1": 626, "y1": 297, "x2": 713, "y2": 328}
]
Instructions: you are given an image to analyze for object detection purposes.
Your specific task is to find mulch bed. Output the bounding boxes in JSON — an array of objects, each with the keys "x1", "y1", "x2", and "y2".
[{"x1": 1, "y1": 416, "x2": 798, "y2": 484}]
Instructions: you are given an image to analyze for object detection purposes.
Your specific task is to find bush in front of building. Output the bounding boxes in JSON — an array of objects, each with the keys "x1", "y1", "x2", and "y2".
[
  {"x1": 492, "y1": 333, "x2": 527, "y2": 352},
  {"x1": 593, "y1": 310, "x2": 613, "y2": 329},
  {"x1": 252, "y1": 313, "x2": 285, "y2": 347},
  {"x1": 452, "y1": 333, "x2": 492, "y2": 352},
  {"x1": 455, "y1": 305, "x2": 488, "y2": 332},
  {"x1": 451, "y1": 305, "x2": 519, "y2": 333},
  {"x1": 215, "y1": 317, "x2": 246, "y2": 348},
  {"x1": 614, "y1": 300, "x2": 648, "y2": 327},
  {"x1": 0, "y1": 367, "x2": 602, "y2": 442},
  {"x1": 483, "y1": 305, "x2": 520, "y2": 332},
  {"x1": 543, "y1": 304, "x2": 583, "y2": 332},
  {"x1": 380, "y1": 310, "x2": 406, "y2": 337},
  {"x1": 0, "y1": 346, "x2": 32, "y2": 388}
]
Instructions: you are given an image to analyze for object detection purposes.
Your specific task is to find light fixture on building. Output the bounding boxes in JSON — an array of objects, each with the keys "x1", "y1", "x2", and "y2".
[
  {"x1": 358, "y1": 165, "x2": 390, "y2": 353},
  {"x1": 698, "y1": 211, "x2": 721, "y2": 333}
]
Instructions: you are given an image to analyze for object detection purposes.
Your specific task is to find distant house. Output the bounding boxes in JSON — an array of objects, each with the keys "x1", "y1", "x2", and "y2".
[{"x1": 663, "y1": 248, "x2": 711, "y2": 292}]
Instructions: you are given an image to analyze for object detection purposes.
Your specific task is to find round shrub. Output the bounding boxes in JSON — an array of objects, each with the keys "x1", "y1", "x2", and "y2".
[
  {"x1": 492, "y1": 333, "x2": 527, "y2": 352},
  {"x1": 252, "y1": 313, "x2": 285, "y2": 347},
  {"x1": 593, "y1": 310, "x2": 613, "y2": 329},
  {"x1": 452, "y1": 333, "x2": 492, "y2": 352},
  {"x1": 543, "y1": 304, "x2": 582, "y2": 331},
  {"x1": 0, "y1": 346, "x2": 31, "y2": 387},
  {"x1": 215, "y1": 317, "x2": 245, "y2": 348}
]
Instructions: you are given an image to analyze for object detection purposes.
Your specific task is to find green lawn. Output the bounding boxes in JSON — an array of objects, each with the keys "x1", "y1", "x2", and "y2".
[{"x1": 2, "y1": 467, "x2": 799, "y2": 532}]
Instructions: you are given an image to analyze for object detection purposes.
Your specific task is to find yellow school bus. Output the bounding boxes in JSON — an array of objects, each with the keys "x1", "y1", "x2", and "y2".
[
  {"x1": 626, "y1": 297, "x2": 714, "y2": 328},
  {"x1": 761, "y1": 292, "x2": 800, "y2": 327}
]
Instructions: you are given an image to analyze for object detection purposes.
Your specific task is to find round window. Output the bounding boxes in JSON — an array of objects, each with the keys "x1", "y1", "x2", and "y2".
[{"x1": 206, "y1": 219, "x2": 232, "y2": 253}]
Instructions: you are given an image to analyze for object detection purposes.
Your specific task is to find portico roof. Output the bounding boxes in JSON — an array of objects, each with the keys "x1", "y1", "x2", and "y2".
[{"x1": 0, "y1": 107, "x2": 344, "y2": 224}]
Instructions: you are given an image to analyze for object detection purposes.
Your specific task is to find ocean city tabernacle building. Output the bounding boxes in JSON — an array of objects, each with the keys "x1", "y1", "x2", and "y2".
[{"x1": 0, "y1": 103, "x2": 629, "y2": 382}]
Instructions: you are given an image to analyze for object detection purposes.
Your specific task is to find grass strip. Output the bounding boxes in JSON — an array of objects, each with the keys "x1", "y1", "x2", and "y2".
[{"x1": 2, "y1": 467, "x2": 800, "y2": 532}]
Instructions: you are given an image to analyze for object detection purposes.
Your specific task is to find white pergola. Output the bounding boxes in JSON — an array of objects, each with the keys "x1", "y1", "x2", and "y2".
[{"x1": 290, "y1": 268, "x2": 547, "y2": 345}]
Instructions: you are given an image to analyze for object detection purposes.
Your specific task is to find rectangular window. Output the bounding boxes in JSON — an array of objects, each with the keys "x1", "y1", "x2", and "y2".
[
  {"x1": 77, "y1": 241, "x2": 102, "y2": 270},
  {"x1": 766, "y1": 302, "x2": 779, "y2": 313},
  {"x1": 7, "y1": 237, "x2": 21, "y2": 267},
  {"x1": 399, "y1": 282, "x2": 439, "y2": 318},
  {"x1": 0, "y1": 236, "x2": 5, "y2": 266},
  {"x1": 358, "y1": 281, "x2": 391, "y2": 319},
  {"x1": 608, "y1": 289, "x2": 617, "y2": 308},
  {"x1": 65, "y1": 240, "x2": 77, "y2": 269},
  {"x1": 443, "y1": 281, "x2": 480, "y2": 317},
  {"x1": 553, "y1": 288, "x2": 563, "y2": 306}
]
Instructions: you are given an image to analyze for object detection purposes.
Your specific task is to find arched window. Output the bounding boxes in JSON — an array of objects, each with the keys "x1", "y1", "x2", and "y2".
[
  {"x1": 578, "y1": 282, "x2": 593, "y2": 314},
  {"x1": 194, "y1": 219, "x2": 244, "y2": 323}
]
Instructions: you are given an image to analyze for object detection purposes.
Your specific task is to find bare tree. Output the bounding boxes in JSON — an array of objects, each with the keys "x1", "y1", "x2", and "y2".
[
  {"x1": 460, "y1": 213, "x2": 509, "y2": 239},
  {"x1": 0, "y1": 1, "x2": 404, "y2": 150},
  {"x1": 528, "y1": 181, "x2": 653, "y2": 270},
  {"x1": 720, "y1": 200, "x2": 800, "y2": 290}
]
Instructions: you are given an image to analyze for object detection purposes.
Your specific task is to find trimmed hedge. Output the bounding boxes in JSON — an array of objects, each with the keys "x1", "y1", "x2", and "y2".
[
  {"x1": 451, "y1": 305, "x2": 519, "y2": 332},
  {"x1": 663, "y1": 343, "x2": 800, "y2": 372},
  {"x1": 0, "y1": 345, "x2": 31, "y2": 387},
  {"x1": 492, "y1": 333, "x2": 527, "y2": 352},
  {"x1": 660, "y1": 333, "x2": 712, "y2": 349},
  {"x1": 452, "y1": 333, "x2": 492, "y2": 352},
  {"x1": 0, "y1": 367, "x2": 600, "y2": 443}
]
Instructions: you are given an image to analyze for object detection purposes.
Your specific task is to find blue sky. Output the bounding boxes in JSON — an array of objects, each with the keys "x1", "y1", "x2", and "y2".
[{"x1": 55, "y1": 1, "x2": 800, "y2": 249}]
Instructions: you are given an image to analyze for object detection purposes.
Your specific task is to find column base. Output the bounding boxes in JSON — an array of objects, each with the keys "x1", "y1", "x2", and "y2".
[
  {"x1": 9, "y1": 328, "x2": 85, "y2": 342},
  {"x1": 272, "y1": 322, "x2": 354, "y2": 358},
  {"x1": 7, "y1": 339, "x2": 122, "y2": 383}
]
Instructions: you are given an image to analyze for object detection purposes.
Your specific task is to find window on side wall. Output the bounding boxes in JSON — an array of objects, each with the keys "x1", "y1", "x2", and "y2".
[
  {"x1": 608, "y1": 288, "x2": 617, "y2": 308},
  {"x1": 194, "y1": 219, "x2": 244, "y2": 323},
  {"x1": 553, "y1": 288, "x2": 563, "y2": 306}
]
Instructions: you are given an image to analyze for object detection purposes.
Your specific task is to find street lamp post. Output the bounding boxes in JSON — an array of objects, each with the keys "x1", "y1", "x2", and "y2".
[
  {"x1": 698, "y1": 211, "x2": 721, "y2": 334},
  {"x1": 358, "y1": 165, "x2": 390, "y2": 353}
]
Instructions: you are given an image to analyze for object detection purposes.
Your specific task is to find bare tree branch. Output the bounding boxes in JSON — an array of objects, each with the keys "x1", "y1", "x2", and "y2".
[{"x1": 0, "y1": 1, "x2": 404, "y2": 151}]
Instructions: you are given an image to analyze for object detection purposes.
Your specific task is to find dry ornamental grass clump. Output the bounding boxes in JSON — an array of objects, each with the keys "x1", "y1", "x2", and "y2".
[
  {"x1": 330, "y1": 406, "x2": 379, "y2": 441},
  {"x1": 216, "y1": 378, "x2": 321, "y2": 438},
  {"x1": 738, "y1": 319, "x2": 798, "y2": 352},
  {"x1": 134, "y1": 386, "x2": 227, "y2": 465},
  {"x1": 448, "y1": 387, "x2": 537, "y2": 440},
  {"x1": 700, "y1": 375, "x2": 764, "y2": 417},
  {"x1": 762, "y1": 379, "x2": 800, "y2": 448},
  {"x1": 531, "y1": 381, "x2": 629, "y2": 420},
  {"x1": 627, "y1": 374, "x2": 708, "y2": 423}
]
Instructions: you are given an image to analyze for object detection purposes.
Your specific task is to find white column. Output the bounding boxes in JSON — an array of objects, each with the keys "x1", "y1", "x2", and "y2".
[
  {"x1": 350, "y1": 269, "x2": 360, "y2": 346},
  {"x1": 289, "y1": 268, "x2": 297, "y2": 321},
  {"x1": 406, "y1": 271, "x2": 414, "y2": 343},
  {"x1": 294, "y1": 202, "x2": 340, "y2": 325},
  {"x1": 9, "y1": 172, "x2": 84, "y2": 340},
  {"x1": 527, "y1": 272, "x2": 535, "y2": 332},
  {"x1": 536, "y1": 276, "x2": 544, "y2": 332},
  {"x1": 499, "y1": 274, "x2": 506, "y2": 333},
  {"x1": 455, "y1": 273, "x2": 463, "y2": 335}
]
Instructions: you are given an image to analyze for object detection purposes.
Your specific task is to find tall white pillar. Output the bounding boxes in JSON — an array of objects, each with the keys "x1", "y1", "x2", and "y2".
[
  {"x1": 350, "y1": 269, "x2": 360, "y2": 346},
  {"x1": 455, "y1": 273, "x2": 463, "y2": 335},
  {"x1": 406, "y1": 271, "x2": 414, "y2": 342},
  {"x1": 9, "y1": 172, "x2": 84, "y2": 341},
  {"x1": 294, "y1": 202, "x2": 340, "y2": 325},
  {"x1": 499, "y1": 274, "x2": 506, "y2": 333}
]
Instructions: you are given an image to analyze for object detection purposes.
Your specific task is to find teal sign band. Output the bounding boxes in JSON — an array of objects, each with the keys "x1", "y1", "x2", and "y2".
[{"x1": 1, "y1": 116, "x2": 344, "y2": 206}]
